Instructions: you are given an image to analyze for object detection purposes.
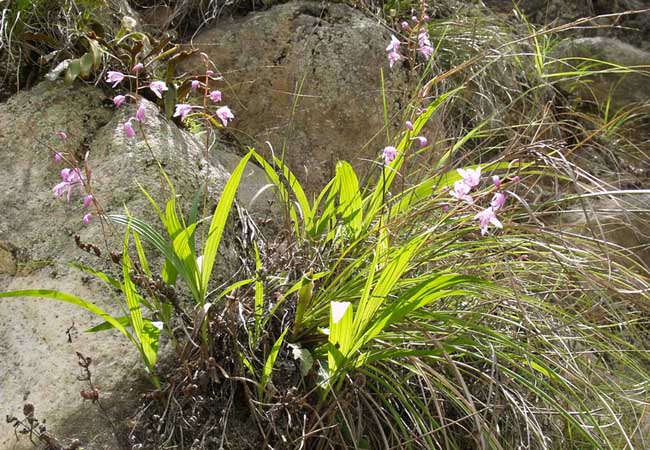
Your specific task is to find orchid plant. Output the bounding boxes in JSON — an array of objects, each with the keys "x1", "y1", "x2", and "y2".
[
  {"x1": 6, "y1": 47, "x2": 248, "y2": 385},
  {"x1": 385, "y1": 5, "x2": 434, "y2": 69}
]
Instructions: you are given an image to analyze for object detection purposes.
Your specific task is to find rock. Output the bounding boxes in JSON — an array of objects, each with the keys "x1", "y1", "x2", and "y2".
[
  {"x1": 562, "y1": 194, "x2": 650, "y2": 268},
  {"x1": 557, "y1": 37, "x2": 650, "y2": 110},
  {"x1": 0, "y1": 242, "x2": 17, "y2": 276},
  {"x1": 0, "y1": 81, "x2": 259, "y2": 449},
  {"x1": 516, "y1": 0, "x2": 650, "y2": 51},
  {"x1": 554, "y1": 37, "x2": 650, "y2": 110},
  {"x1": 184, "y1": 1, "x2": 410, "y2": 193}
]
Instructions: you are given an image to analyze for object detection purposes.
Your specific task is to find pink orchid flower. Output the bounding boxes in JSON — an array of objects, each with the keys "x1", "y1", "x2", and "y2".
[
  {"x1": 106, "y1": 71, "x2": 125, "y2": 88},
  {"x1": 414, "y1": 136, "x2": 427, "y2": 147},
  {"x1": 386, "y1": 35, "x2": 401, "y2": 52},
  {"x1": 191, "y1": 80, "x2": 200, "y2": 90},
  {"x1": 124, "y1": 120, "x2": 136, "y2": 138},
  {"x1": 83, "y1": 213, "x2": 93, "y2": 225},
  {"x1": 491, "y1": 192, "x2": 507, "y2": 210},
  {"x1": 216, "y1": 106, "x2": 234, "y2": 127},
  {"x1": 53, "y1": 168, "x2": 83, "y2": 202},
  {"x1": 475, "y1": 207, "x2": 502, "y2": 236},
  {"x1": 418, "y1": 29, "x2": 434, "y2": 59},
  {"x1": 382, "y1": 146, "x2": 397, "y2": 164},
  {"x1": 83, "y1": 194, "x2": 94, "y2": 209},
  {"x1": 387, "y1": 50, "x2": 402, "y2": 68},
  {"x1": 54, "y1": 152, "x2": 63, "y2": 163},
  {"x1": 450, "y1": 179, "x2": 473, "y2": 204},
  {"x1": 209, "y1": 90, "x2": 222, "y2": 103},
  {"x1": 457, "y1": 166, "x2": 481, "y2": 188},
  {"x1": 492, "y1": 175, "x2": 501, "y2": 189},
  {"x1": 113, "y1": 95, "x2": 126, "y2": 107},
  {"x1": 149, "y1": 81, "x2": 168, "y2": 99},
  {"x1": 132, "y1": 63, "x2": 144, "y2": 73},
  {"x1": 405, "y1": 120, "x2": 414, "y2": 130},
  {"x1": 135, "y1": 103, "x2": 146, "y2": 122},
  {"x1": 173, "y1": 104, "x2": 193, "y2": 121},
  {"x1": 386, "y1": 35, "x2": 403, "y2": 68}
]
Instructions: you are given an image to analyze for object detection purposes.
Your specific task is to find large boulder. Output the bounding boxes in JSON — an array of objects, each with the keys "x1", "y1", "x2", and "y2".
[
  {"x1": 0, "y1": 81, "x2": 260, "y2": 449},
  {"x1": 561, "y1": 194, "x2": 650, "y2": 269},
  {"x1": 554, "y1": 37, "x2": 650, "y2": 110},
  {"x1": 184, "y1": 1, "x2": 410, "y2": 193},
  {"x1": 516, "y1": 0, "x2": 650, "y2": 51}
]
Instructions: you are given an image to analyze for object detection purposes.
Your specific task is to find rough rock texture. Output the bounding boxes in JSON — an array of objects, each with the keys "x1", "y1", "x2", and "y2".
[
  {"x1": 554, "y1": 37, "x2": 650, "y2": 110},
  {"x1": 0, "y1": 81, "x2": 258, "y2": 449},
  {"x1": 517, "y1": 0, "x2": 650, "y2": 51},
  {"x1": 562, "y1": 194, "x2": 650, "y2": 268},
  {"x1": 185, "y1": 1, "x2": 410, "y2": 193}
]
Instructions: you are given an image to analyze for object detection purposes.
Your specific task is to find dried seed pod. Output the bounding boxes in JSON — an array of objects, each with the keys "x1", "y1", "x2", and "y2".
[
  {"x1": 22, "y1": 403, "x2": 34, "y2": 418},
  {"x1": 80, "y1": 389, "x2": 100, "y2": 402},
  {"x1": 110, "y1": 251, "x2": 122, "y2": 264}
]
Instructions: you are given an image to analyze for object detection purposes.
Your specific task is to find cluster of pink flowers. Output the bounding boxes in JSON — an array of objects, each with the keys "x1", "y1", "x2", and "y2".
[
  {"x1": 417, "y1": 28, "x2": 434, "y2": 59},
  {"x1": 386, "y1": 14, "x2": 433, "y2": 68},
  {"x1": 449, "y1": 168, "x2": 515, "y2": 236},
  {"x1": 386, "y1": 35, "x2": 402, "y2": 68},
  {"x1": 451, "y1": 167, "x2": 481, "y2": 203},
  {"x1": 51, "y1": 132, "x2": 95, "y2": 225},
  {"x1": 107, "y1": 66, "x2": 158, "y2": 138},
  {"x1": 108, "y1": 65, "x2": 235, "y2": 134},
  {"x1": 53, "y1": 167, "x2": 83, "y2": 202}
]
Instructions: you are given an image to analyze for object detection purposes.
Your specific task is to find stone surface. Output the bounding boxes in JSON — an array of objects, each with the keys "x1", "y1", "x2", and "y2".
[
  {"x1": 517, "y1": 0, "x2": 650, "y2": 51},
  {"x1": 184, "y1": 1, "x2": 410, "y2": 193},
  {"x1": 0, "y1": 242, "x2": 17, "y2": 276},
  {"x1": 561, "y1": 194, "x2": 650, "y2": 268},
  {"x1": 0, "y1": 81, "x2": 259, "y2": 449},
  {"x1": 554, "y1": 37, "x2": 650, "y2": 110}
]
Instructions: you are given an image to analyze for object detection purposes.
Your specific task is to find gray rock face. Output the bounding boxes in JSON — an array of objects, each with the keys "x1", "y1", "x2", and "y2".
[
  {"x1": 0, "y1": 81, "x2": 256, "y2": 449},
  {"x1": 562, "y1": 194, "x2": 650, "y2": 269},
  {"x1": 517, "y1": 0, "x2": 650, "y2": 51},
  {"x1": 185, "y1": 1, "x2": 410, "y2": 193},
  {"x1": 554, "y1": 37, "x2": 650, "y2": 110}
]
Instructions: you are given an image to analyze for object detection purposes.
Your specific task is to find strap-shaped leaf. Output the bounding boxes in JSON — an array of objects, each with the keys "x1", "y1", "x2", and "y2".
[
  {"x1": 121, "y1": 228, "x2": 149, "y2": 366},
  {"x1": 200, "y1": 150, "x2": 254, "y2": 300},
  {"x1": 253, "y1": 152, "x2": 301, "y2": 236},
  {"x1": 0, "y1": 289, "x2": 136, "y2": 347},
  {"x1": 108, "y1": 214, "x2": 200, "y2": 301},
  {"x1": 335, "y1": 161, "x2": 363, "y2": 237},
  {"x1": 328, "y1": 301, "x2": 354, "y2": 378},
  {"x1": 259, "y1": 327, "x2": 289, "y2": 399},
  {"x1": 272, "y1": 155, "x2": 312, "y2": 228}
]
